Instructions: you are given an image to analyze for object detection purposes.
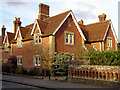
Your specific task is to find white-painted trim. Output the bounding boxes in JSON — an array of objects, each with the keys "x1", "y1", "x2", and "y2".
[
  {"x1": 31, "y1": 20, "x2": 42, "y2": 35},
  {"x1": 103, "y1": 21, "x2": 118, "y2": 43},
  {"x1": 14, "y1": 27, "x2": 22, "y2": 39},
  {"x1": 103, "y1": 23, "x2": 110, "y2": 41},
  {"x1": 3, "y1": 32, "x2": 9, "y2": 44},
  {"x1": 83, "y1": 45, "x2": 88, "y2": 51},
  {"x1": 92, "y1": 45, "x2": 98, "y2": 51},
  {"x1": 110, "y1": 21, "x2": 118, "y2": 43},
  {"x1": 52, "y1": 11, "x2": 86, "y2": 41},
  {"x1": 70, "y1": 11, "x2": 86, "y2": 41}
]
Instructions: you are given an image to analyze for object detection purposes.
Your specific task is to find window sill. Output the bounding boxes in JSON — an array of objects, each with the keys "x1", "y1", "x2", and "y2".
[
  {"x1": 34, "y1": 43, "x2": 42, "y2": 46},
  {"x1": 65, "y1": 43, "x2": 74, "y2": 46},
  {"x1": 17, "y1": 47, "x2": 22, "y2": 49},
  {"x1": 5, "y1": 50, "x2": 9, "y2": 52}
]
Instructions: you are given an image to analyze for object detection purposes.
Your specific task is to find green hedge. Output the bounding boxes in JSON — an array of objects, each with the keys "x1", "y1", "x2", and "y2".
[{"x1": 88, "y1": 49, "x2": 120, "y2": 66}]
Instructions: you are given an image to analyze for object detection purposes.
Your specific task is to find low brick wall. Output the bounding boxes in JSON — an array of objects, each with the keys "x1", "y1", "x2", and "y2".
[{"x1": 68, "y1": 65, "x2": 120, "y2": 81}]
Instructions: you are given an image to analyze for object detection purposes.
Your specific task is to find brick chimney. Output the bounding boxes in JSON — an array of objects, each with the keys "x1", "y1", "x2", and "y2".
[
  {"x1": 78, "y1": 19, "x2": 84, "y2": 25},
  {"x1": 98, "y1": 13, "x2": 106, "y2": 22},
  {"x1": 1, "y1": 25, "x2": 6, "y2": 44},
  {"x1": 13, "y1": 17, "x2": 21, "y2": 34},
  {"x1": 38, "y1": 3, "x2": 50, "y2": 20}
]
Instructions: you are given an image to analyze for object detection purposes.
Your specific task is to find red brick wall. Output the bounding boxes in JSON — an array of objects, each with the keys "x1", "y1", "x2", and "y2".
[
  {"x1": 55, "y1": 15, "x2": 83, "y2": 53},
  {"x1": 11, "y1": 26, "x2": 50, "y2": 70},
  {"x1": 104, "y1": 26, "x2": 116, "y2": 50},
  {"x1": 2, "y1": 47, "x2": 11, "y2": 63}
]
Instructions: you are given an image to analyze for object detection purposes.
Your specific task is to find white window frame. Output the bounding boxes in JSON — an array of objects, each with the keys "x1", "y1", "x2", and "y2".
[
  {"x1": 17, "y1": 38, "x2": 22, "y2": 48},
  {"x1": 17, "y1": 56, "x2": 22, "y2": 66},
  {"x1": 5, "y1": 43, "x2": 9, "y2": 51},
  {"x1": 34, "y1": 34, "x2": 42, "y2": 45},
  {"x1": 107, "y1": 37, "x2": 112, "y2": 48},
  {"x1": 65, "y1": 31, "x2": 74, "y2": 45},
  {"x1": 34, "y1": 55, "x2": 41, "y2": 67}
]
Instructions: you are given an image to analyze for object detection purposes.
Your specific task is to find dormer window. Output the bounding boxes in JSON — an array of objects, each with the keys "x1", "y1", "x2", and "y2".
[
  {"x1": 34, "y1": 34, "x2": 41, "y2": 44},
  {"x1": 5, "y1": 43, "x2": 9, "y2": 51},
  {"x1": 17, "y1": 38, "x2": 22, "y2": 48}
]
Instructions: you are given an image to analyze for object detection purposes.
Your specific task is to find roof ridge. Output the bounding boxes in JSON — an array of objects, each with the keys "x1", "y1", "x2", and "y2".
[
  {"x1": 7, "y1": 32, "x2": 14, "y2": 34},
  {"x1": 44, "y1": 10, "x2": 71, "y2": 21},
  {"x1": 85, "y1": 19, "x2": 111, "y2": 26}
]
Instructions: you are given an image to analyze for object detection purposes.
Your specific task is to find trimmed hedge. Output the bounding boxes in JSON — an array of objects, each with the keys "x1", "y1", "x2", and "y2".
[{"x1": 88, "y1": 49, "x2": 120, "y2": 66}]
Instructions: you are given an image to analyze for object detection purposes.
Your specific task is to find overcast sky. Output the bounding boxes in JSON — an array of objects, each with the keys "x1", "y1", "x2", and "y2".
[{"x1": 0, "y1": 0, "x2": 119, "y2": 39}]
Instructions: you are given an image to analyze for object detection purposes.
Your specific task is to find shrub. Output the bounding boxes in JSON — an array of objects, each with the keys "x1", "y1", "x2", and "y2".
[
  {"x1": 2, "y1": 63, "x2": 10, "y2": 73},
  {"x1": 15, "y1": 67, "x2": 22, "y2": 74},
  {"x1": 51, "y1": 53, "x2": 70, "y2": 76},
  {"x1": 88, "y1": 50, "x2": 120, "y2": 66},
  {"x1": 7, "y1": 56, "x2": 17, "y2": 73},
  {"x1": 28, "y1": 67, "x2": 41, "y2": 76},
  {"x1": 22, "y1": 68, "x2": 28, "y2": 75}
]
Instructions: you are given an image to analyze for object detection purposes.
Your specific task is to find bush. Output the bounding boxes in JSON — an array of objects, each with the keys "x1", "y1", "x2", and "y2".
[
  {"x1": 15, "y1": 67, "x2": 22, "y2": 74},
  {"x1": 22, "y1": 68, "x2": 28, "y2": 75},
  {"x1": 28, "y1": 67, "x2": 41, "y2": 76},
  {"x1": 2, "y1": 63, "x2": 10, "y2": 73},
  {"x1": 88, "y1": 50, "x2": 120, "y2": 66},
  {"x1": 51, "y1": 53, "x2": 70, "y2": 76},
  {"x1": 7, "y1": 56, "x2": 17, "y2": 73}
]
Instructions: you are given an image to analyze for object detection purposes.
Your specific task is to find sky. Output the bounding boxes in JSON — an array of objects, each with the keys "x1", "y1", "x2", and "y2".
[{"x1": 0, "y1": 0, "x2": 119, "y2": 41}]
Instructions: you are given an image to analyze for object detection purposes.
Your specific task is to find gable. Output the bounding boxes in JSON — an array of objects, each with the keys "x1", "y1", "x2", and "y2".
[
  {"x1": 3, "y1": 32, "x2": 9, "y2": 44},
  {"x1": 17, "y1": 30, "x2": 21, "y2": 38},
  {"x1": 15, "y1": 27, "x2": 22, "y2": 39},
  {"x1": 33, "y1": 24, "x2": 41, "y2": 34},
  {"x1": 103, "y1": 21, "x2": 118, "y2": 42},
  {"x1": 52, "y1": 11, "x2": 86, "y2": 41},
  {"x1": 31, "y1": 20, "x2": 42, "y2": 35}
]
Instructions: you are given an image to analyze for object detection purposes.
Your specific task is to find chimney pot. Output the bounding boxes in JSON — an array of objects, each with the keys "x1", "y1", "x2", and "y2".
[
  {"x1": 13, "y1": 17, "x2": 22, "y2": 34},
  {"x1": 98, "y1": 13, "x2": 106, "y2": 22},
  {"x1": 78, "y1": 19, "x2": 84, "y2": 25},
  {"x1": 18, "y1": 17, "x2": 20, "y2": 21},
  {"x1": 15, "y1": 17, "x2": 17, "y2": 21}
]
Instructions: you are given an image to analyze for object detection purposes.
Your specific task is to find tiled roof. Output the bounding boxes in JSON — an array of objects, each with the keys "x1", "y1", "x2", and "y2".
[
  {"x1": 6, "y1": 10, "x2": 111, "y2": 44},
  {"x1": 43, "y1": 10, "x2": 71, "y2": 36},
  {"x1": 7, "y1": 32, "x2": 15, "y2": 43},
  {"x1": 79, "y1": 20, "x2": 110, "y2": 42}
]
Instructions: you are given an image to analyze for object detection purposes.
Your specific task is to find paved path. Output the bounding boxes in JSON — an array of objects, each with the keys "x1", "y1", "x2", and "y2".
[{"x1": 2, "y1": 75, "x2": 108, "y2": 89}]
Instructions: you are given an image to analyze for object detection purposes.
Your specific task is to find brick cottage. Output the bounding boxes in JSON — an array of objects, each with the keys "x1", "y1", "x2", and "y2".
[{"x1": 1, "y1": 3, "x2": 118, "y2": 71}]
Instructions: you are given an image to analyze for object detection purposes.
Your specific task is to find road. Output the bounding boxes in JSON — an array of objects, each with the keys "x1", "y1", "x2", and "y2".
[{"x1": 2, "y1": 80, "x2": 46, "y2": 90}]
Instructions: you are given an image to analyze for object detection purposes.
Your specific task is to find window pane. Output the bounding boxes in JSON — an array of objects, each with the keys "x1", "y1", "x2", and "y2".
[
  {"x1": 17, "y1": 57, "x2": 19, "y2": 65},
  {"x1": 34, "y1": 56, "x2": 37, "y2": 66},
  {"x1": 70, "y1": 34, "x2": 73, "y2": 44},
  {"x1": 35, "y1": 36, "x2": 38, "y2": 44},
  {"x1": 20, "y1": 57, "x2": 22, "y2": 65},
  {"x1": 66, "y1": 33, "x2": 69, "y2": 44},
  {"x1": 38, "y1": 57, "x2": 40, "y2": 66},
  {"x1": 18, "y1": 40, "x2": 20, "y2": 47},
  {"x1": 38, "y1": 36, "x2": 41, "y2": 44},
  {"x1": 20, "y1": 40, "x2": 22, "y2": 47}
]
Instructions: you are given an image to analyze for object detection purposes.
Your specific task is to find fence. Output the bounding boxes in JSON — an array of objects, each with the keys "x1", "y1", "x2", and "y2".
[{"x1": 68, "y1": 64, "x2": 120, "y2": 81}]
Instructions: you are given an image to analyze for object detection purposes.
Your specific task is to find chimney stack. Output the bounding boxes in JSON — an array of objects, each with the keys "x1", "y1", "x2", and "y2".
[
  {"x1": 1, "y1": 25, "x2": 6, "y2": 44},
  {"x1": 38, "y1": 3, "x2": 50, "y2": 20},
  {"x1": 98, "y1": 13, "x2": 106, "y2": 22},
  {"x1": 13, "y1": 17, "x2": 21, "y2": 34},
  {"x1": 78, "y1": 19, "x2": 84, "y2": 25}
]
